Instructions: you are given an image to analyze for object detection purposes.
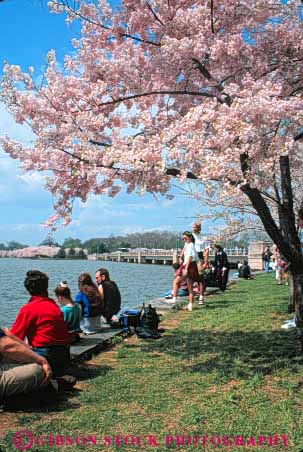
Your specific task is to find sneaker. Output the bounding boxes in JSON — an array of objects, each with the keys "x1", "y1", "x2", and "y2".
[
  {"x1": 164, "y1": 294, "x2": 173, "y2": 299},
  {"x1": 166, "y1": 299, "x2": 176, "y2": 304},
  {"x1": 281, "y1": 321, "x2": 296, "y2": 330},
  {"x1": 283, "y1": 318, "x2": 295, "y2": 324},
  {"x1": 186, "y1": 303, "x2": 193, "y2": 312},
  {"x1": 83, "y1": 330, "x2": 98, "y2": 335},
  {"x1": 198, "y1": 296, "x2": 204, "y2": 305},
  {"x1": 56, "y1": 375, "x2": 77, "y2": 391}
]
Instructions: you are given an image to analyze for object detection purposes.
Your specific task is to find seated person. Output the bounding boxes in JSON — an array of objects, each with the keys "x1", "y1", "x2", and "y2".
[
  {"x1": 165, "y1": 263, "x2": 189, "y2": 302},
  {"x1": 0, "y1": 327, "x2": 52, "y2": 404},
  {"x1": 95, "y1": 268, "x2": 121, "y2": 322},
  {"x1": 75, "y1": 273, "x2": 104, "y2": 335},
  {"x1": 203, "y1": 262, "x2": 217, "y2": 288},
  {"x1": 11, "y1": 270, "x2": 71, "y2": 378},
  {"x1": 54, "y1": 281, "x2": 82, "y2": 343},
  {"x1": 238, "y1": 260, "x2": 254, "y2": 279}
]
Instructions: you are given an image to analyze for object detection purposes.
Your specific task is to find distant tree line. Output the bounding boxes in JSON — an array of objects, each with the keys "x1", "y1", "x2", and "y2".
[
  {"x1": 0, "y1": 241, "x2": 29, "y2": 251},
  {"x1": 60, "y1": 231, "x2": 182, "y2": 254},
  {"x1": 1, "y1": 230, "x2": 261, "y2": 256}
]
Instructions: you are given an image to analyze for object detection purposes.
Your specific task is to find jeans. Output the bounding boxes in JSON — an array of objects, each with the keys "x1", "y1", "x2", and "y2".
[
  {"x1": 264, "y1": 261, "x2": 270, "y2": 273},
  {"x1": 33, "y1": 345, "x2": 70, "y2": 377}
]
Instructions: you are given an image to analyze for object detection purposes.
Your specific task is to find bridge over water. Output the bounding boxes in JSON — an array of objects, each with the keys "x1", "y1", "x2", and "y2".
[{"x1": 88, "y1": 241, "x2": 268, "y2": 270}]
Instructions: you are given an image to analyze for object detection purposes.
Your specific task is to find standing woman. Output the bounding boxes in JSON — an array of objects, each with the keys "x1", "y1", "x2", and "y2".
[
  {"x1": 75, "y1": 273, "x2": 104, "y2": 335},
  {"x1": 181, "y1": 231, "x2": 201, "y2": 312},
  {"x1": 192, "y1": 222, "x2": 209, "y2": 305}
]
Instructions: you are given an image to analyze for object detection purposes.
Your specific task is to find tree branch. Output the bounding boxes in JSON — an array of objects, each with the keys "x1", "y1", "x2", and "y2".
[
  {"x1": 89, "y1": 89, "x2": 221, "y2": 111},
  {"x1": 279, "y1": 155, "x2": 301, "y2": 253},
  {"x1": 58, "y1": 1, "x2": 161, "y2": 47},
  {"x1": 210, "y1": 0, "x2": 215, "y2": 33},
  {"x1": 145, "y1": 1, "x2": 165, "y2": 26}
]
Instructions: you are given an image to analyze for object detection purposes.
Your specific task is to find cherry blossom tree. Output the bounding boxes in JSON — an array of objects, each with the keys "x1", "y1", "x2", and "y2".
[{"x1": 1, "y1": 0, "x2": 303, "y2": 333}]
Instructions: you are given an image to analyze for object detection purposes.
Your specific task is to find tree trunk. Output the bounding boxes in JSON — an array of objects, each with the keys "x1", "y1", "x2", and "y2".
[
  {"x1": 288, "y1": 271, "x2": 295, "y2": 314},
  {"x1": 290, "y1": 271, "x2": 303, "y2": 350},
  {"x1": 291, "y1": 272, "x2": 303, "y2": 325}
]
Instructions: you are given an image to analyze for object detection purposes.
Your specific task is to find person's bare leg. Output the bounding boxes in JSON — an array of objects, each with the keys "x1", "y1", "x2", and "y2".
[
  {"x1": 285, "y1": 271, "x2": 289, "y2": 286},
  {"x1": 187, "y1": 279, "x2": 194, "y2": 311},
  {"x1": 199, "y1": 281, "x2": 205, "y2": 304},
  {"x1": 172, "y1": 276, "x2": 181, "y2": 298}
]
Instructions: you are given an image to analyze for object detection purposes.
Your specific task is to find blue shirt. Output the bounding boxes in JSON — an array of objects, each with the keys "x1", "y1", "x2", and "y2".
[{"x1": 75, "y1": 292, "x2": 90, "y2": 318}]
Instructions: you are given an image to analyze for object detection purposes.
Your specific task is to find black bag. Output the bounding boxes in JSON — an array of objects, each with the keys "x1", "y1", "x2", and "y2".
[
  {"x1": 140, "y1": 303, "x2": 160, "y2": 330},
  {"x1": 204, "y1": 271, "x2": 218, "y2": 288},
  {"x1": 136, "y1": 304, "x2": 161, "y2": 339}
]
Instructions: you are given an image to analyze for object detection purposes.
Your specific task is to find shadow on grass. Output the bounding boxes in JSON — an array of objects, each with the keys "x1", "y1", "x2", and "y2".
[
  {"x1": 140, "y1": 329, "x2": 302, "y2": 379},
  {"x1": 4, "y1": 389, "x2": 82, "y2": 414},
  {"x1": 4, "y1": 364, "x2": 112, "y2": 413},
  {"x1": 66, "y1": 363, "x2": 112, "y2": 380},
  {"x1": 205, "y1": 299, "x2": 245, "y2": 309}
]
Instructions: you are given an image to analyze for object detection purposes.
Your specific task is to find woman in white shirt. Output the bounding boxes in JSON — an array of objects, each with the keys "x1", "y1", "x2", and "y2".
[
  {"x1": 181, "y1": 231, "x2": 203, "y2": 311},
  {"x1": 192, "y1": 222, "x2": 209, "y2": 304}
]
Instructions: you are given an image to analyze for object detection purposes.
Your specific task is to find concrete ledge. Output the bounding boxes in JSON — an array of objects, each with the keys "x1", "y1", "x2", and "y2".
[{"x1": 70, "y1": 325, "x2": 124, "y2": 360}]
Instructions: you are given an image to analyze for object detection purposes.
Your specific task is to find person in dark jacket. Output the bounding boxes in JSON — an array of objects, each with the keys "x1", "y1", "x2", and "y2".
[
  {"x1": 214, "y1": 244, "x2": 230, "y2": 291},
  {"x1": 95, "y1": 268, "x2": 121, "y2": 322},
  {"x1": 262, "y1": 246, "x2": 272, "y2": 273}
]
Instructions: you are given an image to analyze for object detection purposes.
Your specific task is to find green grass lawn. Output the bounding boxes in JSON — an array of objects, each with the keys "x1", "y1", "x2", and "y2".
[{"x1": 1, "y1": 273, "x2": 303, "y2": 452}]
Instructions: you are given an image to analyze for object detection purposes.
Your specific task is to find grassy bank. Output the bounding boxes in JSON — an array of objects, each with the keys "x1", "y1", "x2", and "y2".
[{"x1": 1, "y1": 273, "x2": 303, "y2": 452}]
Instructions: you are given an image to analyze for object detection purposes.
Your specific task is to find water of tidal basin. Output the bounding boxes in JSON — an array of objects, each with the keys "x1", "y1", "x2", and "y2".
[{"x1": 0, "y1": 258, "x2": 173, "y2": 327}]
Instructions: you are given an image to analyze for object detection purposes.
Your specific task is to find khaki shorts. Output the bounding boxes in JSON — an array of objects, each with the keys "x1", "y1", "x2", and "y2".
[{"x1": 0, "y1": 361, "x2": 44, "y2": 402}]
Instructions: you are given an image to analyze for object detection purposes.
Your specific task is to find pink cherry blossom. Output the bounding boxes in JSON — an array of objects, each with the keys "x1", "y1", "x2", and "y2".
[{"x1": 1, "y1": 0, "x2": 303, "y2": 325}]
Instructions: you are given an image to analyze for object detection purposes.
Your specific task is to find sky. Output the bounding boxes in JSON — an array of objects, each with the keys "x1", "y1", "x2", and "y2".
[{"x1": 0, "y1": 0, "x2": 204, "y2": 245}]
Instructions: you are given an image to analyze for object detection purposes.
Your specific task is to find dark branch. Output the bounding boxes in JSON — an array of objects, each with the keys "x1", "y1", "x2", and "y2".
[
  {"x1": 165, "y1": 168, "x2": 198, "y2": 179},
  {"x1": 192, "y1": 58, "x2": 213, "y2": 81},
  {"x1": 56, "y1": 147, "x2": 197, "y2": 180},
  {"x1": 59, "y1": 1, "x2": 161, "y2": 47},
  {"x1": 210, "y1": 0, "x2": 215, "y2": 33},
  {"x1": 90, "y1": 89, "x2": 221, "y2": 111},
  {"x1": 294, "y1": 130, "x2": 303, "y2": 141},
  {"x1": 145, "y1": 1, "x2": 165, "y2": 26},
  {"x1": 89, "y1": 140, "x2": 111, "y2": 147}
]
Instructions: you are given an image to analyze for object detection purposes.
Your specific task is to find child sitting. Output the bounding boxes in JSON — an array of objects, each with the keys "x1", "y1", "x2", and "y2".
[
  {"x1": 238, "y1": 260, "x2": 254, "y2": 279},
  {"x1": 165, "y1": 263, "x2": 189, "y2": 303},
  {"x1": 54, "y1": 282, "x2": 82, "y2": 343}
]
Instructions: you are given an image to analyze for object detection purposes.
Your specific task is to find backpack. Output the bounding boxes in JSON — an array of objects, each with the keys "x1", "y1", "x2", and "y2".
[{"x1": 136, "y1": 304, "x2": 161, "y2": 339}]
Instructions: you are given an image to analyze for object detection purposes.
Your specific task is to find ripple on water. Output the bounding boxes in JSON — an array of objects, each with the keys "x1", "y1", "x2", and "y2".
[{"x1": 0, "y1": 258, "x2": 173, "y2": 326}]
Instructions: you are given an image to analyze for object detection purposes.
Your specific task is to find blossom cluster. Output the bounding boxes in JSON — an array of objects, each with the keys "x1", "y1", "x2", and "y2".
[{"x1": 1, "y1": 0, "x2": 303, "y2": 227}]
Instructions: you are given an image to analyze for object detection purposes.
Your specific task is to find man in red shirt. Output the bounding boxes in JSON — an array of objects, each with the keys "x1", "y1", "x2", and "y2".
[{"x1": 11, "y1": 270, "x2": 71, "y2": 377}]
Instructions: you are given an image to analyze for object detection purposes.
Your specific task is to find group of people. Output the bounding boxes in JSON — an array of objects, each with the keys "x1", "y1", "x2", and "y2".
[
  {"x1": 0, "y1": 267, "x2": 121, "y2": 406},
  {"x1": 165, "y1": 222, "x2": 230, "y2": 311}
]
